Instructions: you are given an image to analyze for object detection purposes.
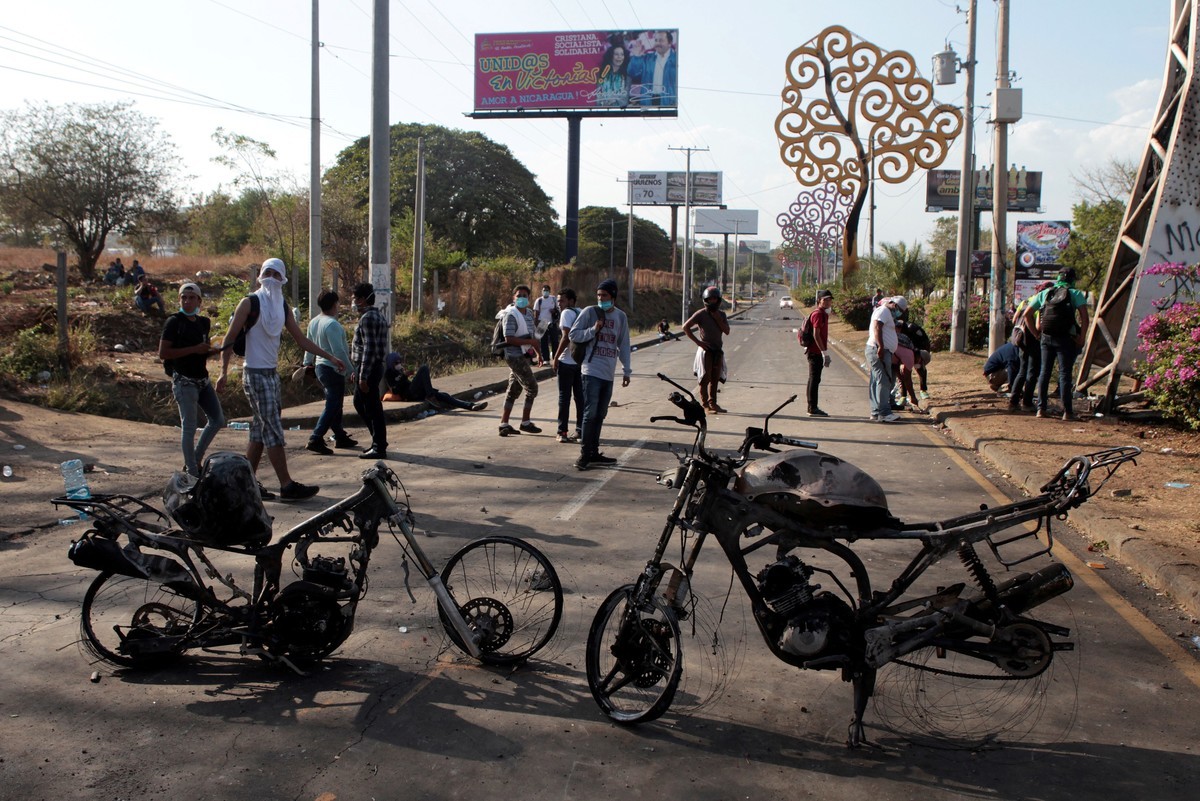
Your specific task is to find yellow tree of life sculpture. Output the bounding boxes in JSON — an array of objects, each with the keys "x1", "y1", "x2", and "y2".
[{"x1": 776, "y1": 25, "x2": 962, "y2": 285}]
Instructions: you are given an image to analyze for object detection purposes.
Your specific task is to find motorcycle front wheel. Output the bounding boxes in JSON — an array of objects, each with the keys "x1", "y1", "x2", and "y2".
[
  {"x1": 438, "y1": 535, "x2": 564, "y2": 665},
  {"x1": 80, "y1": 570, "x2": 200, "y2": 669},
  {"x1": 586, "y1": 584, "x2": 683, "y2": 724}
]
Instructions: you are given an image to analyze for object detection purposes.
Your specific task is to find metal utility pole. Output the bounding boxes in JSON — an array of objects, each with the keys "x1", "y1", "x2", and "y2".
[
  {"x1": 411, "y1": 137, "x2": 426, "y2": 315},
  {"x1": 949, "y1": 0, "x2": 976, "y2": 352},
  {"x1": 668, "y1": 145, "x2": 708, "y2": 325},
  {"x1": 989, "y1": 0, "x2": 1012, "y2": 352},
  {"x1": 368, "y1": 0, "x2": 392, "y2": 330},
  {"x1": 308, "y1": 0, "x2": 321, "y2": 320}
]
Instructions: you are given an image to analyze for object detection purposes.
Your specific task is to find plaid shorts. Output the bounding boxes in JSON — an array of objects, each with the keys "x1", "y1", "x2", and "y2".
[
  {"x1": 505, "y1": 356, "x2": 539, "y2": 404},
  {"x1": 242, "y1": 367, "x2": 287, "y2": 448}
]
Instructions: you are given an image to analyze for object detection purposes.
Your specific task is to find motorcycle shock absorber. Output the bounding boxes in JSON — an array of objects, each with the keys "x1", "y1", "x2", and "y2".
[{"x1": 959, "y1": 541, "x2": 1000, "y2": 607}]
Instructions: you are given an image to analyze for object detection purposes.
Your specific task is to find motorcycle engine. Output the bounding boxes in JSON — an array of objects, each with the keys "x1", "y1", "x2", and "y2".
[
  {"x1": 270, "y1": 582, "x2": 352, "y2": 661},
  {"x1": 756, "y1": 555, "x2": 848, "y2": 659}
]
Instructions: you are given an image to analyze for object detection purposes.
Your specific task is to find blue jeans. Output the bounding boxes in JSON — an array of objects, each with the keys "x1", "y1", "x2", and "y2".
[
  {"x1": 313, "y1": 365, "x2": 349, "y2": 441},
  {"x1": 1010, "y1": 345, "x2": 1041, "y2": 407},
  {"x1": 557, "y1": 361, "x2": 583, "y2": 435},
  {"x1": 865, "y1": 344, "x2": 893, "y2": 418},
  {"x1": 580, "y1": 374, "x2": 614, "y2": 458},
  {"x1": 172, "y1": 377, "x2": 225, "y2": 477},
  {"x1": 1037, "y1": 334, "x2": 1080, "y2": 415}
]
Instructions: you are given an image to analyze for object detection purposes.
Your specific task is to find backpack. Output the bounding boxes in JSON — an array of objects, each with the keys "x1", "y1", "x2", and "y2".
[
  {"x1": 569, "y1": 306, "x2": 606, "y2": 363},
  {"x1": 1039, "y1": 285, "x2": 1075, "y2": 337},
  {"x1": 489, "y1": 315, "x2": 508, "y2": 357},
  {"x1": 799, "y1": 313, "x2": 816, "y2": 348},
  {"x1": 229, "y1": 295, "x2": 262, "y2": 357}
]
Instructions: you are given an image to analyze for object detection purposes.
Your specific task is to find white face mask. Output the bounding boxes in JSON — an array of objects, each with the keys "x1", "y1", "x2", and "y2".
[{"x1": 259, "y1": 276, "x2": 284, "y2": 296}]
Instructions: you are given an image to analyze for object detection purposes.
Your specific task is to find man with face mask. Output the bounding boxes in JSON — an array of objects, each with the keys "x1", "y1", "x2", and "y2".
[
  {"x1": 684, "y1": 285, "x2": 731, "y2": 412},
  {"x1": 567, "y1": 278, "x2": 632, "y2": 470},
  {"x1": 497, "y1": 284, "x2": 545, "y2": 437},
  {"x1": 218, "y1": 259, "x2": 345, "y2": 500},
  {"x1": 866, "y1": 295, "x2": 904, "y2": 422},
  {"x1": 159, "y1": 282, "x2": 225, "y2": 477},
  {"x1": 532, "y1": 283, "x2": 559, "y2": 362}
]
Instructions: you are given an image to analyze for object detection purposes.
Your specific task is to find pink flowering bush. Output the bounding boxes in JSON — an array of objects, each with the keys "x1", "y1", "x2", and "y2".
[{"x1": 1137, "y1": 262, "x2": 1200, "y2": 430}]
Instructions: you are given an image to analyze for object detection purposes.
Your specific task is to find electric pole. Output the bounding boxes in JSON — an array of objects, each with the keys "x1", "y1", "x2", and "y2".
[{"x1": 668, "y1": 145, "x2": 708, "y2": 325}]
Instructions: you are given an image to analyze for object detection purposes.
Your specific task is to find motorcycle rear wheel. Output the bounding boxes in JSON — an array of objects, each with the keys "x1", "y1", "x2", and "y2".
[
  {"x1": 80, "y1": 570, "x2": 200, "y2": 669},
  {"x1": 438, "y1": 535, "x2": 564, "y2": 665},
  {"x1": 586, "y1": 584, "x2": 683, "y2": 725}
]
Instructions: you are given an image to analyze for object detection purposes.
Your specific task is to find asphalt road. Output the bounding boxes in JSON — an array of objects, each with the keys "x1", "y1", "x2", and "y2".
[{"x1": 1, "y1": 297, "x2": 1198, "y2": 800}]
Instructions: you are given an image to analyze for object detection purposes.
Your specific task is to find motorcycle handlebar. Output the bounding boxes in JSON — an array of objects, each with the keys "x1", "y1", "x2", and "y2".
[{"x1": 771, "y1": 434, "x2": 819, "y2": 450}]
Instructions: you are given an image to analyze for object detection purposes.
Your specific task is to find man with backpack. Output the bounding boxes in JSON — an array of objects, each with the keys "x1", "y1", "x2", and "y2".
[
  {"x1": 1023, "y1": 267, "x2": 1090, "y2": 420},
  {"x1": 800, "y1": 289, "x2": 833, "y2": 417},
  {"x1": 496, "y1": 284, "x2": 544, "y2": 437},
  {"x1": 567, "y1": 278, "x2": 631, "y2": 470},
  {"x1": 158, "y1": 282, "x2": 224, "y2": 477},
  {"x1": 217, "y1": 258, "x2": 345, "y2": 500}
]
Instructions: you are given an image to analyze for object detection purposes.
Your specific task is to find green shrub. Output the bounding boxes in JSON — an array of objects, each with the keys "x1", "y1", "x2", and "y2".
[
  {"x1": 923, "y1": 294, "x2": 992, "y2": 351},
  {"x1": 0, "y1": 319, "x2": 100, "y2": 380},
  {"x1": 833, "y1": 294, "x2": 875, "y2": 330}
]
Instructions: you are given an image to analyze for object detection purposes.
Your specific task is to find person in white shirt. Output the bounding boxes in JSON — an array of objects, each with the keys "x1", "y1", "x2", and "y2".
[
  {"x1": 550, "y1": 288, "x2": 584, "y2": 443},
  {"x1": 533, "y1": 283, "x2": 559, "y2": 361},
  {"x1": 866, "y1": 296, "x2": 905, "y2": 422}
]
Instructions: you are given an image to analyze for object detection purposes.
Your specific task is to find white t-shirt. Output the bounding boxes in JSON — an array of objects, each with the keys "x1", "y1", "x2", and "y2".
[
  {"x1": 558, "y1": 307, "x2": 580, "y2": 365},
  {"x1": 534, "y1": 294, "x2": 558, "y2": 325},
  {"x1": 867, "y1": 304, "x2": 898, "y2": 352}
]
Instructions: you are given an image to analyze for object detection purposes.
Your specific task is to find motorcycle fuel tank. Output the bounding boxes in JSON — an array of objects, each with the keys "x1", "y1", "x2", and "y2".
[{"x1": 734, "y1": 450, "x2": 893, "y2": 529}]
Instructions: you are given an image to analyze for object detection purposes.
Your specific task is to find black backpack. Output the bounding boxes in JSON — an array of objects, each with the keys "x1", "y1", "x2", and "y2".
[
  {"x1": 799, "y1": 313, "x2": 816, "y2": 348},
  {"x1": 1039, "y1": 285, "x2": 1075, "y2": 337},
  {"x1": 489, "y1": 313, "x2": 509, "y2": 357},
  {"x1": 225, "y1": 294, "x2": 262, "y2": 357}
]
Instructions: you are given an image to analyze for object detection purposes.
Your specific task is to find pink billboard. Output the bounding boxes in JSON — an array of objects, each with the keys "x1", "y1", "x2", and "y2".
[{"x1": 474, "y1": 30, "x2": 679, "y2": 112}]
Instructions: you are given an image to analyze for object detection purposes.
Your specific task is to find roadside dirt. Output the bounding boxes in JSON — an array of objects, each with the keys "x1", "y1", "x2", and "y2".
[{"x1": 828, "y1": 318, "x2": 1200, "y2": 564}]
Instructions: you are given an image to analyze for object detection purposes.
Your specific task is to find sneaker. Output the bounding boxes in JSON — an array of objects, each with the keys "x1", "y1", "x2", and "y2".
[
  {"x1": 305, "y1": 439, "x2": 333, "y2": 456},
  {"x1": 869, "y1": 414, "x2": 880, "y2": 421},
  {"x1": 880, "y1": 413, "x2": 900, "y2": 423},
  {"x1": 519, "y1": 421, "x2": 542, "y2": 434},
  {"x1": 573, "y1": 429, "x2": 582, "y2": 441},
  {"x1": 1035, "y1": 409, "x2": 1047, "y2": 418},
  {"x1": 257, "y1": 483, "x2": 276, "y2": 500},
  {"x1": 574, "y1": 456, "x2": 591, "y2": 471},
  {"x1": 333, "y1": 435, "x2": 359, "y2": 449},
  {"x1": 499, "y1": 423, "x2": 518, "y2": 437},
  {"x1": 807, "y1": 408, "x2": 830, "y2": 417},
  {"x1": 1062, "y1": 412, "x2": 1077, "y2": 422},
  {"x1": 470, "y1": 401, "x2": 488, "y2": 412},
  {"x1": 279, "y1": 481, "x2": 319, "y2": 500},
  {"x1": 360, "y1": 447, "x2": 387, "y2": 460},
  {"x1": 918, "y1": 390, "x2": 930, "y2": 400},
  {"x1": 556, "y1": 432, "x2": 571, "y2": 443},
  {"x1": 590, "y1": 453, "x2": 617, "y2": 464},
  {"x1": 710, "y1": 403, "x2": 728, "y2": 413}
]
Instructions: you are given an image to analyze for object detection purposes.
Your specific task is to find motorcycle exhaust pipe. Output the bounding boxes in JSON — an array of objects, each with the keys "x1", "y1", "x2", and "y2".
[{"x1": 995, "y1": 562, "x2": 1074, "y2": 616}]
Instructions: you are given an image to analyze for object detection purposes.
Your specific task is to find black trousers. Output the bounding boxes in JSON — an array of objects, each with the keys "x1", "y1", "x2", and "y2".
[{"x1": 806, "y1": 351, "x2": 824, "y2": 411}]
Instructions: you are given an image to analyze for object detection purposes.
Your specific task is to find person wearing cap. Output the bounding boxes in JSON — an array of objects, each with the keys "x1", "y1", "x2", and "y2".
[
  {"x1": 1023, "y1": 266, "x2": 1090, "y2": 420},
  {"x1": 133, "y1": 273, "x2": 166, "y2": 314},
  {"x1": 567, "y1": 278, "x2": 632, "y2": 470},
  {"x1": 866, "y1": 295, "x2": 905, "y2": 422},
  {"x1": 684, "y1": 285, "x2": 731, "y2": 412},
  {"x1": 802, "y1": 289, "x2": 833, "y2": 417},
  {"x1": 1008, "y1": 280, "x2": 1055, "y2": 411},
  {"x1": 217, "y1": 258, "x2": 345, "y2": 500},
  {"x1": 158, "y1": 282, "x2": 224, "y2": 477}
]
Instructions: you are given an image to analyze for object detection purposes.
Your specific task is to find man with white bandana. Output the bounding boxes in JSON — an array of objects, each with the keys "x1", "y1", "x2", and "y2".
[{"x1": 217, "y1": 258, "x2": 344, "y2": 500}]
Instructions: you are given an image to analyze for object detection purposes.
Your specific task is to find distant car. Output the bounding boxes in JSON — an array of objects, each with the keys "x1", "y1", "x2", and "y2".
[{"x1": 779, "y1": 297, "x2": 794, "y2": 309}]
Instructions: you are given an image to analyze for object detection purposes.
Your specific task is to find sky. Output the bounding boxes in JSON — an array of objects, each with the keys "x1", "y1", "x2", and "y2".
[{"x1": 0, "y1": 0, "x2": 1171, "y2": 259}]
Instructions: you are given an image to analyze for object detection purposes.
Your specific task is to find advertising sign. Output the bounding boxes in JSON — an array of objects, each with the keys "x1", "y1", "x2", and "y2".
[
  {"x1": 943, "y1": 249, "x2": 992, "y2": 278},
  {"x1": 743, "y1": 240, "x2": 771, "y2": 254},
  {"x1": 475, "y1": 30, "x2": 679, "y2": 112},
  {"x1": 693, "y1": 208, "x2": 757, "y2": 235},
  {"x1": 926, "y1": 168, "x2": 1043, "y2": 212},
  {"x1": 628, "y1": 171, "x2": 723, "y2": 206}
]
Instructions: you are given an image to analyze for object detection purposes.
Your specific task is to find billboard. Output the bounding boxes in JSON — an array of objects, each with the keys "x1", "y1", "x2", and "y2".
[
  {"x1": 743, "y1": 240, "x2": 772, "y2": 254},
  {"x1": 1014, "y1": 220, "x2": 1071, "y2": 305},
  {"x1": 926, "y1": 168, "x2": 1043, "y2": 212},
  {"x1": 693, "y1": 208, "x2": 757, "y2": 235},
  {"x1": 943, "y1": 249, "x2": 992, "y2": 278},
  {"x1": 628, "y1": 171, "x2": 722, "y2": 206},
  {"x1": 475, "y1": 30, "x2": 679, "y2": 112}
]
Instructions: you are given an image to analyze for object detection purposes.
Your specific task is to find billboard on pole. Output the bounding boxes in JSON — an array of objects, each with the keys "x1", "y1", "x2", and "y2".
[
  {"x1": 628, "y1": 171, "x2": 722, "y2": 206},
  {"x1": 926, "y1": 168, "x2": 1042, "y2": 212},
  {"x1": 475, "y1": 30, "x2": 679, "y2": 113},
  {"x1": 693, "y1": 208, "x2": 757, "y2": 235}
]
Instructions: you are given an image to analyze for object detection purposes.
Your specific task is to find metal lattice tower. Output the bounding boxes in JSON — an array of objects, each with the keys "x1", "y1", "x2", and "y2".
[{"x1": 1078, "y1": 0, "x2": 1200, "y2": 410}]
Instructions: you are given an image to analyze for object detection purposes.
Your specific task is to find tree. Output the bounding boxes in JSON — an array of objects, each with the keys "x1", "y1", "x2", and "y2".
[
  {"x1": 211, "y1": 129, "x2": 302, "y2": 267},
  {"x1": 873, "y1": 240, "x2": 936, "y2": 297},
  {"x1": 323, "y1": 123, "x2": 561, "y2": 261},
  {"x1": 183, "y1": 189, "x2": 256, "y2": 255},
  {"x1": 1060, "y1": 199, "x2": 1125, "y2": 297},
  {"x1": 1073, "y1": 158, "x2": 1136, "y2": 205},
  {"x1": 0, "y1": 102, "x2": 178, "y2": 279}
]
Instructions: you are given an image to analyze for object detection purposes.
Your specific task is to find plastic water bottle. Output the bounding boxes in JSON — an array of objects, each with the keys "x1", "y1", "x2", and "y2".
[
  {"x1": 2, "y1": 465, "x2": 11, "y2": 479},
  {"x1": 60, "y1": 459, "x2": 90, "y2": 519},
  {"x1": 229, "y1": 421, "x2": 250, "y2": 431}
]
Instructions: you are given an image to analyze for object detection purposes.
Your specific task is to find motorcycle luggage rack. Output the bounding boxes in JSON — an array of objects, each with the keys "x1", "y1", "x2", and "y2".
[
  {"x1": 52, "y1": 493, "x2": 171, "y2": 538},
  {"x1": 984, "y1": 514, "x2": 1054, "y2": 568}
]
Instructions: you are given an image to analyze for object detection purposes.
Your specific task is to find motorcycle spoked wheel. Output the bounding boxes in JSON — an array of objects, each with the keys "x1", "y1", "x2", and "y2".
[
  {"x1": 80, "y1": 570, "x2": 200, "y2": 669},
  {"x1": 438, "y1": 535, "x2": 564, "y2": 665},
  {"x1": 586, "y1": 584, "x2": 683, "y2": 724},
  {"x1": 871, "y1": 616, "x2": 1081, "y2": 748}
]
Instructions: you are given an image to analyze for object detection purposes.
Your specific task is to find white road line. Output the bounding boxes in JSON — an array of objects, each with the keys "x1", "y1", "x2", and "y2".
[{"x1": 553, "y1": 437, "x2": 647, "y2": 521}]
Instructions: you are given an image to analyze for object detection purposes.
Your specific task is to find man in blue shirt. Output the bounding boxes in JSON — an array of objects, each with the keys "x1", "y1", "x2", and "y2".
[
  {"x1": 628, "y1": 31, "x2": 677, "y2": 107},
  {"x1": 1024, "y1": 267, "x2": 1091, "y2": 420}
]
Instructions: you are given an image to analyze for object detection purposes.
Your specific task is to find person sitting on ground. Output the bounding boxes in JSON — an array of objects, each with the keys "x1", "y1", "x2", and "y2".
[
  {"x1": 103, "y1": 261, "x2": 126, "y2": 286},
  {"x1": 383, "y1": 352, "x2": 488, "y2": 412},
  {"x1": 657, "y1": 318, "x2": 680, "y2": 341},
  {"x1": 983, "y1": 341, "x2": 1022, "y2": 393},
  {"x1": 134, "y1": 274, "x2": 166, "y2": 314},
  {"x1": 129, "y1": 259, "x2": 146, "y2": 285}
]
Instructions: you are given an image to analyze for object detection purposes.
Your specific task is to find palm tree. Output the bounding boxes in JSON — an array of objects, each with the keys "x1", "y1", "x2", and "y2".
[{"x1": 875, "y1": 241, "x2": 937, "y2": 298}]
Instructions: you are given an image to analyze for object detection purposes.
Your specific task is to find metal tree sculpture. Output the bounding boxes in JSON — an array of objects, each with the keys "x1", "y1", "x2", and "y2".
[
  {"x1": 777, "y1": 183, "x2": 852, "y2": 285},
  {"x1": 776, "y1": 25, "x2": 962, "y2": 285}
]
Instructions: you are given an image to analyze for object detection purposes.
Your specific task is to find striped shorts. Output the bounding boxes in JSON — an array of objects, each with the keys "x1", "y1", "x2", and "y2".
[{"x1": 242, "y1": 367, "x2": 286, "y2": 448}]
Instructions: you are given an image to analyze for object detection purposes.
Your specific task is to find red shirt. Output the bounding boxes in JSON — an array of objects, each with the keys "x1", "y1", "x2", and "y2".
[{"x1": 806, "y1": 308, "x2": 829, "y2": 354}]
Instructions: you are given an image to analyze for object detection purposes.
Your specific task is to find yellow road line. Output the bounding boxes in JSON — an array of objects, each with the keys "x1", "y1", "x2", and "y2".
[{"x1": 915, "y1": 424, "x2": 1200, "y2": 689}]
